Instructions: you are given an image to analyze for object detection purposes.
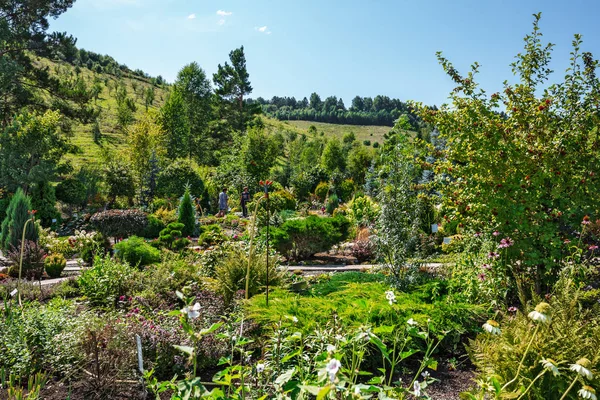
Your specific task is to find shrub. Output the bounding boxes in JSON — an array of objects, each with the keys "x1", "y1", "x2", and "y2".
[
  {"x1": 55, "y1": 177, "x2": 87, "y2": 207},
  {"x1": 90, "y1": 209, "x2": 148, "y2": 239},
  {"x1": 44, "y1": 253, "x2": 67, "y2": 278},
  {"x1": 325, "y1": 193, "x2": 339, "y2": 215},
  {"x1": 335, "y1": 179, "x2": 355, "y2": 202},
  {"x1": 178, "y1": 188, "x2": 196, "y2": 237},
  {"x1": 351, "y1": 239, "x2": 375, "y2": 262},
  {"x1": 363, "y1": 140, "x2": 371, "y2": 146},
  {"x1": 0, "y1": 188, "x2": 38, "y2": 251},
  {"x1": 7, "y1": 240, "x2": 46, "y2": 279},
  {"x1": 156, "y1": 159, "x2": 204, "y2": 199},
  {"x1": 198, "y1": 224, "x2": 226, "y2": 247},
  {"x1": 250, "y1": 189, "x2": 297, "y2": 227},
  {"x1": 314, "y1": 181, "x2": 330, "y2": 202},
  {"x1": 30, "y1": 180, "x2": 60, "y2": 227},
  {"x1": 159, "y1": 222, "x2": 191, "y2": 250},
  {"x1": 269, "y1": 215, "x2": 350, "y2": 260},
  {"x1": 346, "y1": 195, "x2": 380, "y2": 229},
  {"x1": 114, "y1": 236, "x2": 161, "y2": 267},
  {"x1": 142, "y1": 214, "x2": 166, "y2": 239},
  {"x1": 466, "y1": 273, "x2": 600, "y2": 399},
  {"x1": 78, "y1": 256, "x2": 138, "y2": 306},
  {"x1": 372, "y1": 142, "x2": 379, "y2": 148},
  {"x1": 0, "y1": 299, "x2": 87, "y2": 379},
  {"x1": 214, "y1": 243, "x2": 283, "y2": 304}
]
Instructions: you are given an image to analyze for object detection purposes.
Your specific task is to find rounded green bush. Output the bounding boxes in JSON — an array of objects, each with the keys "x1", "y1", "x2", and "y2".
[
  {"x1": 114, "y1": 236, "x2": 161, "y2": 267},
  {"x1": 44, "y1": 253, "x2": 67, "y2": 278}
]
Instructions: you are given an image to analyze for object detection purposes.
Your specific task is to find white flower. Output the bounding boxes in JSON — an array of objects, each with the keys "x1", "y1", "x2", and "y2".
[
  {"x1": 357, "y1": 327, "x2": 372, "y2": 341},
  {"x1": 482, "y1": 320, "x2": 501, "y2": 335},
  {"x1": 385, "y1": 290, "x2": 396, "y2": 305},
  {"x1": 327, "y1": 344, "x2": 336, "y2": 353},
  {"x1": 326, "y1": 359, "x2": 342, "y2": 382},
  {"x1": 540, "y1": 358, "x2": 560, "y2": 376},
  {"x1": 528, "y1": 302, "x2": 551, "y2": 324},
  {"x1": 421, "y1": 371, "x2": 430, "y2": 380},
  {"x1": 256, "y1": 363, "x2": 265, "y2": 373},
  {"x1": 570, "y1": 358, "x2": 594, "y2": 380},
  {"x1": 182, "y1": 302, "x2": 201, "y2": 319},
  {"x1": 579, "y1": 385, "x2": 597, "y2": 400},
  {"x1": 407, "y1": 318, "x2": 418, "y2": 326},
  {"x1": 413, "y1": 380, "x2": 421, "y2": 397}
]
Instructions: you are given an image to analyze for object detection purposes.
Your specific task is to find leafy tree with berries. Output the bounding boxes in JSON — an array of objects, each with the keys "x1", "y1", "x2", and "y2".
[{"x1": 415, "y1": 13, "x2": 600, "y2": 294}]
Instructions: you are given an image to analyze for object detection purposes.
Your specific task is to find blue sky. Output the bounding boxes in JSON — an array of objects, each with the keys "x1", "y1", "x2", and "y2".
[{"x1": 51, "y1": 0, "x2": 600, "y2": 106}]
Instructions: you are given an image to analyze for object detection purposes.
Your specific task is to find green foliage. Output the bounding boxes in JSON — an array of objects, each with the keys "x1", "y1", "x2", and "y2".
[
  {"x1": 346, "y1": 195, "x2": 380, "y2": 229},
  {"x1": 242, "y1": 128, "x2": 282, "y2": 181},
  {"x1": 335, "y1": 178, "x2": 355, "y2": 202},
  {"x1": 250, "y1": 189, "x2": 297, "y2": 227},
  {"x1": 347, "y1": 145, "x2": 374, "y2": 185},
  {"x1": 269, "y1": 215, "x2": 349, "y2": 260},
  {"x1": 156, "y1": 158, "x2": 204, "y2": 199},
  {"x1": 7, "y1": 240, "x2": 46, "y2": 279},
  {"x1": 0, "y1": 299, "x2": 85, "y2": 380},
  {"x1": 159, "y1": 222, "x2": 191, "y2": 250},
  {"x1": 466, "y1": 273, "x2": 600, "y2": 399},
  {"x1": 321, "y1": 137, "x2": 346, "y2": 174},
  {"x1": 213, "y1": 243, "x2": 283, "y2": 304},
  {"x1": 0, "y1": 188, "x2": 38, "y2": 251},
  {"x1": 246, "y1": 280, "x2": 483, "y2": 337},
  {"x1": 417, "y1": 14, "x2": 600, "y2": 292},
  {"x1": 178, "y1": 188, "x2": 196, "y2": 237},
  {"x1": 314, "y1": 181, "x2": 329, "y2": 202},
  {"x1": 104, "y1": 158, "x2": 135, "y2": 204},
  {"x1": 44, "y1": 253, "x2": 67, "y2": 278},
  {"x1": 0, "y1": 111, "x2": 67, "y2": 193},
  {"x1": 198, "y1": 224, "x2": 226, "y2": 246},
  {"x1": 114, "y1": 236, "x2": 161, "y2": 267},
  {"x1": 30, "y1": 180, "x2": 59, "y2": 228},
  {"x1": 142, "y1": 214, "x2": 166, "y2": 239},
  {"x1": 90, "y1": 209, "x2": 148, "y2": 239},
  {"x1": 308, "y1": 271, "x2": 387, "y2": 297},
  {"x1": 325, "y1": 193, "x2": 339, "y2": 215},
  {"x1": 55, "y1": 177, "x2": 87, "y2": 207},
  {"x1": 363, "y1": 140, "x2": 371, "y2": 146},
  {"x1": 78, "y1": 256, "x2": 138, "y2": 306},
  {"x1": 159, "y1": 89, "x2": 191, "y2": 159}
]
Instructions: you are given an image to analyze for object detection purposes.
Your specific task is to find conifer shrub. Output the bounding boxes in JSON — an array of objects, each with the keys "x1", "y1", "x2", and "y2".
[
  {"x1": 0, "y1": 188, "x2": 38, "y2": 251},
  {"x1": 178, "y1": 188, "x2": 196, "y2": 237},
  {"x1": 55, "y1": 177, "x2": 87, "y2": 208},
  {"x1": 44, "y1": 253, "x2": 67, "y2": 278},
  {"x1": 314, "y1": 182, "x2": 329, "y2": 202},
  {"x1": 159, "y1": 222, "x2": 191, "y2": 250},
  {"x1": 30, "y1": 180, "x2": 60, "y2": 227},
  {"x1": 269, "y1": 215, "x2": 349, "y2": 260}
]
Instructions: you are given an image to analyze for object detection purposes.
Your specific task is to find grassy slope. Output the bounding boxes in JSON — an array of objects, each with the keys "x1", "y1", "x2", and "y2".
[
  {"x1": 281, "y1": 120, "x2": 390, "y2": 144},
  {"x1": 41, "y1": 59, "x2": 393, "y2": 168},
  {"x1": 37, "y1": 58, "x2": 170, "y2": 168}
]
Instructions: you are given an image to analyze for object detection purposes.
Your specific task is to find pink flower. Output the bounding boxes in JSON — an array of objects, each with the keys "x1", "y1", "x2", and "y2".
[
  {"x1": 488, "y1": 252, "x2": 500, "y2": 259},
  {"x1": 493, "y1": 231, "x2": 500, "y2": 236},
  {"x1": 478, "y1": 273, "x2": 486, "y2": 281},
  {"x1": 481, "y1": 264, "x2": 491, "y2": 270},
  {"x1": 498, "y1": 237, "x2": 514, "y2": 249},
  {"x1": 564, "y1": 239, "x2": 571, "y2": 244},
  {"x1": 589, "y1": 245, "x2": 599, "y2": 251},
  {"x1": 119, "y1": 295, "x2": 126, "y2": 302},
  {"x1": 582, "y1": 215, "x2": 591, "y2": 225},
  {"x1": 508, "y1": 306, "x2": 518, "y2": 313},
  {"x1": 474, "y1": 232, "x2": 482, "y2": 238}
]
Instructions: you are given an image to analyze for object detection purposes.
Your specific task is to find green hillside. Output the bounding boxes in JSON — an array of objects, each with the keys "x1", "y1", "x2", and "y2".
[
  {"x1": 281, "y1": 120, "x2": 390, "y2": 144},
  {"x1": 37, "y1": 57, "x2": 170, "y2": 168},
  {"x1": 40, "y1": 59, "x2": 392, "y2": 168}
]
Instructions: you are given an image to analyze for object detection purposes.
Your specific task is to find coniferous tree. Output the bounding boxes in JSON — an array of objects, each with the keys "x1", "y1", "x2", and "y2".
[
  {"x1": 30, "y1": 180, "x2": 59, "y2": 227},
  {"x1": 0, "y1": 188, "x2": 38, "y2": 251},
  {"x1": 178, "y1": 187, "x2": 195, "y2": 237}
]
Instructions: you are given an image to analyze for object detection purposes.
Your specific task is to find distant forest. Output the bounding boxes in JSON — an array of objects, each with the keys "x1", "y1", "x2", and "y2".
[{"x1": 249, "y1": 93, "x2": 436, "y2": 128}]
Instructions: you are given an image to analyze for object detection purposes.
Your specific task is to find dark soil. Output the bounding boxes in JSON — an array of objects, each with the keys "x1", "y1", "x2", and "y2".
[{"x1": 426, "y1": 369, "x2": 476, "y2": 399}]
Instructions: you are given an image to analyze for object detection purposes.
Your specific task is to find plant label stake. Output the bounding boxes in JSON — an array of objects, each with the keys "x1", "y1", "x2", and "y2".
[
  {"x1": 136, "y1": 334, "x2": 144, "y2": 373},
  {"x1": 260, "y1": 180, "x2": 273, "y2": 306}
]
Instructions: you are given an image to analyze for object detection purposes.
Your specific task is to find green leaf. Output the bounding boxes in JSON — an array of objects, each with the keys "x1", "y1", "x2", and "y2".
[
  {"x1": 275, "y1": 368, "x2": 296, "y2": 386},
  {"x1": 316, "y1": 385, "x2": 331, "y2": 400},
  {"x1": 199, "y1": 322, "x2": 222, "y2": 336},
  {"x1": 173, "y1": 345, "x2": 194, "y2": 356}
]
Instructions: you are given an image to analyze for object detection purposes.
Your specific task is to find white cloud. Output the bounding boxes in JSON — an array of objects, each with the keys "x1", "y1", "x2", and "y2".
[
  {"x1": 218, "y1": 19, "x2": 225, "y2": 25},
  {"x1": 188, "y1": 13, "x2": 196, "y2": 20},
  {"x1": 256, "y1": 26, "x2": 272, "y2": 34},
  {"x1": 217, "y1": 10, "x2": 232, "y2": 16}
]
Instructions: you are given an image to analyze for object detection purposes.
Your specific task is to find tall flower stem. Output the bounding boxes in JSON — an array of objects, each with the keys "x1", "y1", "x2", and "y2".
[
  {"x1": 559, "y1": 376, "x2": 579, "y2": 400},
  {"x1": 17, "y1": 217, "x2": 34, "y2": 307},
  {"x1": 516, "y1": 370, "x2": 546, "y2": 400},
  {"x1": 501, "y1": 325, "x2": 540, "y2": 391},
  {"x1": 245, "y1": 198, "x2": 264, "y2": 300}
]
